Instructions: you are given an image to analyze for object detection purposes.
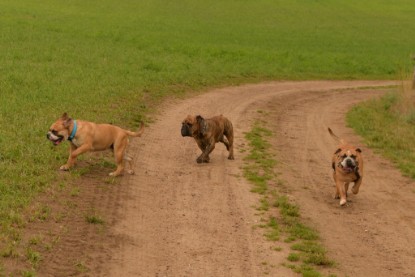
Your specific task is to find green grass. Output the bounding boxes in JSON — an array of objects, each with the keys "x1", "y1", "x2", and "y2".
[
  {"x1": 85, "y1": 214, "x2": 105, "y2": 225},
  {"x1": 0, "y1": 0, "x2": 414, "y2": 268},
  {"x1": 244, "y1": 120, "x2": 334, "y2": 276},
  {"x1": 347, "y1": 84, "x2": 415, "y2": 178}
]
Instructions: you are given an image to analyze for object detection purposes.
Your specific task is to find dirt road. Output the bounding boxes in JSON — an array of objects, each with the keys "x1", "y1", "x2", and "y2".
[
  {"x1": 93, "y1": 80, "x2": 414, "y2": 277},
  {"x1": 35, "y1": 80, "x2": 415, "y2": 276}
]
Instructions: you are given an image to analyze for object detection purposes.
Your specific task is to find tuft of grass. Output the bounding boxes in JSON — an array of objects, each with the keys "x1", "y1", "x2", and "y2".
[
  {"x1": 21, "y1": 271, "x2": 36, "y2": 277},
  {"x1": 287, "y1": 252, "x2": 301, "y2": 262},
  {"x1": 85, "y1": 215, "x2": 105, "y2": 225},
  {"x1": 258, "y1": 197, "x2": 270, "y2": 211},
  {"x1": 292, "y1": 241, "x2": 334, "y2": 266},
  {"x1": 274, "y1": 196, "x2": 300, "y2": 218},
  {"x1": 26, "y1": 248, "x2": 41, "y2": 268},
  {"x1": 264, "y1": 217, "x2": 280, "y2": 241},
  {"x1": 28, "y1": 235, "x2": 42, "y2": 246}
]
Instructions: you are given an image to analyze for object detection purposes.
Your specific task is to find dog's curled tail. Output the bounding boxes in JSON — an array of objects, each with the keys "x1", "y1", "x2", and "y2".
[
  {"x1": 127, "y1": 122, "x2": 145, "y2": 137},
  {"x1": 328, "y1": 127, "x2": 345, "y2": 144}
]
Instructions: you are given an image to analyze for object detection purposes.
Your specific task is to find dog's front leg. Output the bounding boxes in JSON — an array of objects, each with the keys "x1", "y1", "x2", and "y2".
[
  {"x1": 60, "y1": 144, "x2": 91, "y2": 171},
  {"x1": 352, "y1": 176, "x2": 363, "y2": 195},
  {"x1": 335, "y1": 179, "x2": 347, "y2": 206},
  {"x1": 197, "y1": 141, "x2": 215, "y2": 163}
]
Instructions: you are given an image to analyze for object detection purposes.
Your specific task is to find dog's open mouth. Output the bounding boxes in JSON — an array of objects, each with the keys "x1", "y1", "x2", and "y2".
[
  {"x1": 51, "y1": 137, "x2": 64, "y2": 145},
  {"x1": 47, "y1": 134, "x2": 64, "y2": 146},
  {"x1": 342, "y1": 166, "x2": 355, "y2": 173}
]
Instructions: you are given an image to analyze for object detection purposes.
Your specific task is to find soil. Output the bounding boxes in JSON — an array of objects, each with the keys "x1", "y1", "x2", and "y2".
[{"x1": 12, "y1": 81, "x2": 415, "y2": 277}]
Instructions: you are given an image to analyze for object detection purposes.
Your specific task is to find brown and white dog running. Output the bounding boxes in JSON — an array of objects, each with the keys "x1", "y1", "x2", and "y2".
[
  {"x1": 181, "y1": 114, "x2": 234, "y2": 163},
  {"x1": 47, "y1": 113, "x2": 144, "y2": 176},
  {"x1": 328, "y1": 128, "x2": 364, "y2": 206}
]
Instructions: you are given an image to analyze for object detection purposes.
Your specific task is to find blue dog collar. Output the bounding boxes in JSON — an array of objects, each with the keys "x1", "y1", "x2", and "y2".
[{"x1": 68, "y1": 120, "x2": 77, "y2": 141}]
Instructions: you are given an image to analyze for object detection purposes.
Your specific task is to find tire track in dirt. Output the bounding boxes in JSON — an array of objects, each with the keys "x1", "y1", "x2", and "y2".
[{"x1": 97, "y1": 80, "x2": 415, "y2": 277}]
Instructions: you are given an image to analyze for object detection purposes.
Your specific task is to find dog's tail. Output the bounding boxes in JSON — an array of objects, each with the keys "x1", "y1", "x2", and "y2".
[
  {"x1": 328, "y1": 127, "x2": 345, "y2": 144},
  {"x1": 126, "y1": 122, "x2": 145, "y2": 137}
]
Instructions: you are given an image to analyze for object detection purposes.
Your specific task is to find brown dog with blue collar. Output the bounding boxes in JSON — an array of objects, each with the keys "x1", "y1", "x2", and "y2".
[
  {"x1": 328, "y1": 128, "x2": 364, "y2": 206},
  {"x1": 47, "y1": 113, "x2": 144, "y2": 176}
]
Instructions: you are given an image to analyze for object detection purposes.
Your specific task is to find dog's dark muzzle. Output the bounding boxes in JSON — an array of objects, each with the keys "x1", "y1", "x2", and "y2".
[
  {"x1": 181, "y1": 124, "x2": 192, "y2": 137},
  {"x1": 346, "y1": 159, "x2": 355, "y2": 167}
]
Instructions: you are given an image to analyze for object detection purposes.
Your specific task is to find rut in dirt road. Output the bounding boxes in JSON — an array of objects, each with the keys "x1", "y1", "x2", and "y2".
[{"x1": 94, "y1": 80, "x2": 415, "y2": 277}]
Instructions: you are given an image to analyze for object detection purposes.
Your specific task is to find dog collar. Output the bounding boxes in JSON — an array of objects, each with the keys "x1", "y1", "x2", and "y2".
[{"x1": 68, "y1": 120, "x2": 77, "y2": 141}]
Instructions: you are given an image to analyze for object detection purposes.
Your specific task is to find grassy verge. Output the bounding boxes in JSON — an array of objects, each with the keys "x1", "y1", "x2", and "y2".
[
  {"x1": 347, "y1": 81, "x2": 415, "y2": 178},
  {"x1": 243, "y1": 117, "x2": 334, "y2": 277}
]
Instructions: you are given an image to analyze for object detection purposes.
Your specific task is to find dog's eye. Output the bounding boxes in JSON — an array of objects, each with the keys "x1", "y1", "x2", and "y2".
[
  {"x1": 341, "y1": 154, "x2": 347, "y2": 158},
  {"x1": 351, "y1": 154, "x2": 356, "y2": 159},
  {"x1": 50, "y1": 130, "x2": 58, "y2": 135}
]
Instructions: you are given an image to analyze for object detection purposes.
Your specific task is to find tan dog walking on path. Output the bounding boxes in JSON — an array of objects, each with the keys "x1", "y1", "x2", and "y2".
[
  {"x1": 181, "y1": 114, "x2": 234, "y2": 163},
  {"x1": 328, "y1": 128, "x2": 364, "y2": 206},
  {"x1": 47, "y1": 113, "x2": 144, "y2": 176}
]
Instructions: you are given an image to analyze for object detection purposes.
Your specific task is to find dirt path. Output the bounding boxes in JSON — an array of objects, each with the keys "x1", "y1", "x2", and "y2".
[
  {"x1": 32, "y1": 80, "x2": 415, "y2": 277},
  {"x1": 76, "y1": 80, "x2": 412, "y2": 277}
]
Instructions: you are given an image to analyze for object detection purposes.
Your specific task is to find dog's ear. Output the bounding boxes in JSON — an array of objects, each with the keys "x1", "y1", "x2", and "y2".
[
  {"x1": 334, "y1": 148, "x2": 341, "y2": 154},
  {"x1": 196, "y1": 115, "x2": 204, "y2": 124},
  {"x1": 196, "y1": 115, "x2": 207, "y2": 135},
  {"x1": 356, "y1": 148, "x2": 362, "y2": 153},
  {"x1": 61, "y1": 113, "x2": 73, "y2": 128}
]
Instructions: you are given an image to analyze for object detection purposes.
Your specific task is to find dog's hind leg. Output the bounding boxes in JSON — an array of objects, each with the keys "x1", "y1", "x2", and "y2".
[
  {"x1": 110, "y1": 137, "x2": 128, "y2": 177},
  {"x1": 124, "y1": 154, "x2": 134, "y2": 175},
  {"x1": 224, "y1": 131, "x2": 234, "y2": 160}
]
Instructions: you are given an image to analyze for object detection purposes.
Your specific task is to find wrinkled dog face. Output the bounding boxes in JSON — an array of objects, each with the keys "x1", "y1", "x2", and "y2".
[
  {"x1": 47, "y1": 113, "x2": 72, "y2": 146},
  {"x1": 335, "y1": 148, "x2": 361, "y2": 173},
  {"x1": 181, "y1": 115, "x2": 197, "y2": 137}
]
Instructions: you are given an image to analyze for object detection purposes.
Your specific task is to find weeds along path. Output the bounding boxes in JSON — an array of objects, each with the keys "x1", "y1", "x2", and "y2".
[{"x1": 94, "y1": 80, "x2": 415, "y2": 277}]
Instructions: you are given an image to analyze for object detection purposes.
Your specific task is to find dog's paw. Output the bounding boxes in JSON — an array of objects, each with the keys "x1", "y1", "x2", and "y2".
[
  {"x1": 228, "y1": 156, "x2": 234, "y2": 160},
  {"x1": 59, "y1": 165, "x2": 70, "y2": 171},
  {"x1": 339, "y1": 199, "x2": 347, "y2": 206},
  {"x1": 196, "y1": 156, "x2": 209, "y2": 163},
  {"x1": 127, "y1": 169, "x2": 134, "y2": 175},
  {"x1": 109, "y1": 171, "x2": 122, "y2": 177}
]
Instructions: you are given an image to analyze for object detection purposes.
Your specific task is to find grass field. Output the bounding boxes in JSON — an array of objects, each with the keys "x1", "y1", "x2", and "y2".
[{"x1": 0, "y1": 0, "x2": 414, "y2": 268}]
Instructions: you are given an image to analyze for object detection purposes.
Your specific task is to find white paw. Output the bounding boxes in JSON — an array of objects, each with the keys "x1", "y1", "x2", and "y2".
[
  {"x1": 340, "y1": 199, "x2": 347, "y2": 206},
  {"x1": 59, "y1": 165, "x2": 70, "y2": 171}
]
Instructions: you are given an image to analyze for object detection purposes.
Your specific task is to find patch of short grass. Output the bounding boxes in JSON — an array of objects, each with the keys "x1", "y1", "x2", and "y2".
[
  {"x1": 26, "y1": 248, "x2": 41, "y2": 268},
  {"x1": 244, "y1": 121, "x2": 334, "y2": 276},
  {"x1": 85, "y1": 215, "x2": 105, "y2": 225},
  {"x1": 264, "y1": 217, "x2": 280, "y2": 241}
]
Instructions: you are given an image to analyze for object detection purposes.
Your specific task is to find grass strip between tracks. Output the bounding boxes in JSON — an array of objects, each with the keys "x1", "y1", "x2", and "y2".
[{"x1": 243, "y1": 116, "x2": 335, "y2": 277}]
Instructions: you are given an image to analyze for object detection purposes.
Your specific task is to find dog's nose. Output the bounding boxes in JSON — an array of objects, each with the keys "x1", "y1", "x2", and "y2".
[{"x1": 346, "y1": 159, "x2": 354, "y2": 167}]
